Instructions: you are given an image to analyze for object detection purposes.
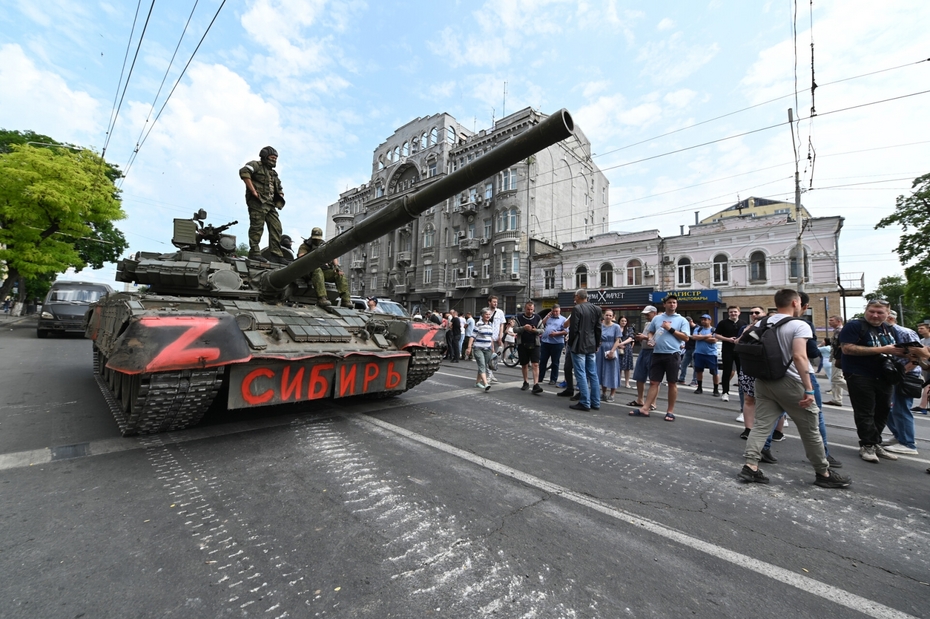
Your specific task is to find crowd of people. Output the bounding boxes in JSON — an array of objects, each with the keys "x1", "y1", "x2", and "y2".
[{"x1": 452, "y1": 291, "x2": 930, "y2": 488}]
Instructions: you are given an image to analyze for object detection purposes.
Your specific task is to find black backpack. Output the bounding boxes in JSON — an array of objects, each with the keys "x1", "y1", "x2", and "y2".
[{"x1": 735, "y1": 317, "x2": 804, "y2": 380}]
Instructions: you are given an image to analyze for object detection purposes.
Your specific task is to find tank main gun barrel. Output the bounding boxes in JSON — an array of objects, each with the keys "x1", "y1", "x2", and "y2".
[{"x1": 263, "y1": 108, "x2": 575, "y2": 292}]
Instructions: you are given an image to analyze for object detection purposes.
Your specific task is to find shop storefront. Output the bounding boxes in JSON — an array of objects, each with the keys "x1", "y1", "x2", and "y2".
[
  {"x1": 558, "y1": 287, "x2": 655, "y2": 330},
  {"x1": 649, "y1": 289, "x2": 723, "y2": 324}
]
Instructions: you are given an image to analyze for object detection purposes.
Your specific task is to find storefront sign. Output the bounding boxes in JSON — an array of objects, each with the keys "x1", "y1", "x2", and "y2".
[
  {"x1": 650, "y1": 289, "x2": 722, "y2": 303},
  {"x1": 558, "y1": 287, "x2": 653, "y2": 308}
]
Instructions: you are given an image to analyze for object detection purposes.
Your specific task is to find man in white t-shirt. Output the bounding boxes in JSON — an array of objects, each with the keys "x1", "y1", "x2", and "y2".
[
  {"x1": 487, "y1": 295, "x2": 507, "y2": 383},
  {"x1": 739, "y1": 289, "x2": 851, "y2": 488}
]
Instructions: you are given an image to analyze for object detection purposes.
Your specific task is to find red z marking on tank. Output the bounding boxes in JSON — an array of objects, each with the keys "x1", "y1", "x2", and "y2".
[{"x1": 142, "y1": 316, "x2": 223, "y2": 372}]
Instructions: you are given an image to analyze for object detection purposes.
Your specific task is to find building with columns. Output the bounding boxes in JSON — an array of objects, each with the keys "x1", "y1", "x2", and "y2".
[
  {"x1": 532, "y1": 206, "x2": 863, "y2": 337},
  {"x1": 326, "y1": 107, "x2": 609, "y2": 316}
]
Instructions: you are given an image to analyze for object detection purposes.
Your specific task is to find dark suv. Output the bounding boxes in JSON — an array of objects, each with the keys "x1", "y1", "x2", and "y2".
[{"x1": 37, "y1": 281, "x2": 114, "y2": 338}]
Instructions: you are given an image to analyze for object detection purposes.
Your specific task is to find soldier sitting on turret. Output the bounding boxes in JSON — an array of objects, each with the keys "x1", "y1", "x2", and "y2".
[{"x1": 297, "y1": 227, "x2": 351, "y2": 308}]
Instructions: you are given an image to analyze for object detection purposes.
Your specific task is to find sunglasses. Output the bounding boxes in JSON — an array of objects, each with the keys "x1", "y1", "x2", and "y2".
[{"x1": 750, "y1": 311, "x2": 764, "y2": 315}]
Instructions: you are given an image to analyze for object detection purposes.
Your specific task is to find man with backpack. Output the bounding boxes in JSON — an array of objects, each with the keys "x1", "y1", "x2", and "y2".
[
  {"x1": 839, "y1": 299, "x2": 909, "y2": 463},
  {"x1": 736, "y1": 289, "x2": 850, "y2": 488}
]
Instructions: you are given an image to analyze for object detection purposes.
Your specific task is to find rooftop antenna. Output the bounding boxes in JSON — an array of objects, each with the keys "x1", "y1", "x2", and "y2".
[{"x1": 491, "y1": 107, "x2": 495, "y2": 126}]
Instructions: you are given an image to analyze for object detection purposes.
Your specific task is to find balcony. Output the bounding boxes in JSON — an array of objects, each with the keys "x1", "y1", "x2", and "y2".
[
  {"x1": 458, "y1": 238, "x2": 480, "y2": 253},
  {"x1": 455, "y1": 277, "x2": 475, "y2": 289},
  {"x1": 839, "y1": 272, "x2": 865, "y2": 296},
  {"x1": 396, "y1": 251, "x2": 412, "y2": 266},
  {"x1": 350, "y1": 259, "x2": 366, "y2": 271},
  {"x1": 459, "y1": 200, "x2": 478, "y2": 217}
]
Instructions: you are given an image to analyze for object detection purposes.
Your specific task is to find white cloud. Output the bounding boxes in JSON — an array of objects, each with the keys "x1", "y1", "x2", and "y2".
[
  {"x1": 0, "y1": 44, "x2": 101, "y2": 144},
  {"x1": 427, "y1": 28, "x2": 511, "y2": 69},
  {"x1": 656, "y1": 17, "x2": 674, "y2": 31},
  {"x1": 636, "y1": 32, "x2": 719, "y2": 85},
  {"x1": 663, "y1": 88, "x2": 697, "y2": 108}
]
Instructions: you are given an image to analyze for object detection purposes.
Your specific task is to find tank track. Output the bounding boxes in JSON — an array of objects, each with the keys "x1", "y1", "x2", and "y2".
[
  {"x1": 93, "y1": 346, "x2": 225, "y2": 436},
  {"x1": 365, "y1": 347, "x2": 444, "y2": 399}
]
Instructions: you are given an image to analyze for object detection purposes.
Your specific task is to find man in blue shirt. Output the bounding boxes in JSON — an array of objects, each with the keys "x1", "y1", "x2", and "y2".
[
  {"x1": 691, "y1": 314, "x2": 720, "y2": 396},
  {"x1": 539, "y1": 305, "x2": 568, "y2": 385},
  {"x1": 630, "y1": 295, "x2": 690, "y2": 421}
]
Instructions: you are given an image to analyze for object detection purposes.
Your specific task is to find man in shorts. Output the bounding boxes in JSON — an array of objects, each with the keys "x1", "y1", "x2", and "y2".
[
  {"x1": 691, "y1": 314, "x2": 720, "y2": 396},
  {"x1": 630, "y1": 295, "x2": 690, "y2": 422},
  {"x1": 629, "y1": 305, "x2": 657, "y2": 408},
  {"x1": 515, "y1": 301, "x2": 544, "y2": 394}
]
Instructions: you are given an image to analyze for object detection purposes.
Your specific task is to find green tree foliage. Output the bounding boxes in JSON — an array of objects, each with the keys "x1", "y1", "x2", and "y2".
[
  {"x1": 876, "y1": 173, "x2": 930, "y2": 272},
  {"x1": 0, "y1": 144, "x2": 127, "y2": 301},
  {"x1": 865, "y1": 275, "x2": 926, "y2": 327}
]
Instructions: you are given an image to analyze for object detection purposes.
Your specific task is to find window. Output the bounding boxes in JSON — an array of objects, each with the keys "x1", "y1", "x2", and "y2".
[
  {"x1": 497, "y1": 210, "x2": 506, "y2": 231},
  {"x1": 483, "y1": 259, "x2": 491, "y2": 279},
  {"x1": 506, "y1": 208, "x2": 516, "y2": 231},
  {"x1": 712, "y1": 254, "x2": 728, "y2": 284},
  {"x1": 430, "y1": 127, "x2": 438, "y2": 146},
  {"x1": 452, "y1": 226, "x2": 460, "y2": 245},
  {"x1": 370, "y1": 242, "x2": 380, "y2": 259},
  {"x1": 499, "y1": 251, "x2": 508, "y2": 275},
  {"x1": 600, "y1": 262, "x2": 613, "y2": 288},
  {"x1": 428, "y1": 161, "x2": 437, "y2": 177},
  {"x1": 423, "y1": 225, "x2": 434, "y2": 248},
  {"x1": 371, "y1": 275, "x2": 378, "y2": 290},
  {"x1": 466, "y1": 261, "x2": 474, "y2": 277},
  {"x1": 512, "y1": 250, "x2": 520, "y2": 274},
  {"x1": 420, "y1": 133, "x2": 427, "y2": 150},
  {"x1": 483, "y1": 219, "x2": 491, "y2": 238},
  {"x1": 377, "y1": 156, "x2": 384, "y2": 170},
  {"x1": 392, "y1": 146, "x2": 399, "y2": 161},
  {"x1": 749, "y1": 251, "x2": 767, "y2": 282},
  {"x1": 423, "y1": 266, "x2": 432, "y2": 284},
  {"x1": 789, "y1": 247, "x2": 810, "y2": 280},
  {"x1": 401, "y1": 141, "x2": 409, "y2": 157},
  {"x1": 627, "y1": 259, "x2": 642, "y2": 286},
  {"x1": 388, "y1": 240, "x2": 393, "y2": 258},
  {"x1": 501, "y1": 168, "x2": 517, "y2": 191},
  {"x1": 485, "y1": 182, "x2": 493, "y2": 200},
  {"x1": 677, "y1": 257, "x2": 692, "y2": 286},
  {"x1": 376, "y1": 185, "x2": 384, "y2": 198},
  {"x1": 544, "y1": 268, "x2": 555, "y2": 289},
  {"x1": 469, "y1": 187, "x2": 478, "y2": 202},
  {"x1": 447, "y1": 127, "x2": 455, "y2": 145},
  {"x1": 468, "y1": 223, "x2": 476, "y2": 238},
  {"x1": 575, "y1": 265, "x2": 588, "y2": 289},
  {"x1": 602, "y1": 187, "x2": 606, "y2": 204}
]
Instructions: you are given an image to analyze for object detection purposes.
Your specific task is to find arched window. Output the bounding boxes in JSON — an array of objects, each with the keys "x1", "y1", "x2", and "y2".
[
  {"x1": 749, "y1": 251, "x2": 767, "y2": 282},
  {"x1": 509, "y1": 208, "x2": 518, "y2": 230},
  {"x1": 600, "y1": 262, "x2": 613, "y2": 287},
  {"x1": 627, "y1": 259, "x2": 642, "y2": 286},
  {"x1": 497, "y1": 210, "x2": 506, "y2": 231},
  {"x1": 447, "y1": 127, "x2": 455, "y2": 145},
  {"x1": 575, "y1": 265, "x2": 588, "y2": 289},
  {"x1": 712, "y1": 254, "x2": 729, "y2": 285},
  {"x1": 377, "y1": 156, "x2": 384, "y2": 170},
  {"x1": 423, "y1": 225, "x2": 434, "y2": 248},
  {"x1": 429, "y1": 127, "x2": 439, "y2": 145},
  {"x1": 401, "y1": 141, "x2": 409, "y2": 157},
  {"x1": 789, "y1": 247, "x2": 809, "y2": 281},
  {"x1": 392, "y1": 146, "x2": 400, "y2": 161},
  {"x1": 677, "y1": 257, "x2": 692, "y2": 286},
  {"x1": 420, "y1": 133, "x2": 427, "y2": 150}
]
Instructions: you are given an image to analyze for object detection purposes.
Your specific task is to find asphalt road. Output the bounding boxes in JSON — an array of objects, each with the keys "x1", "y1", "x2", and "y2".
[{"x1": 1, "y1": 317, "x2": 929, "y2": 618}]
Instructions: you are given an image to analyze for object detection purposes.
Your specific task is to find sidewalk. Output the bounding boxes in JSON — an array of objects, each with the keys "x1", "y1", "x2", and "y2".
[{"x1": 0, "y1": 312, "x2": 36, "y2": 326}]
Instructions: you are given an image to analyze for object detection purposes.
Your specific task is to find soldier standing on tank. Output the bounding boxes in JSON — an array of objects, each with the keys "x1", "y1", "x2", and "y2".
[
  {"x1": 297, "y1": 227, "x2": 351, "y2": 308},
  {"x1": 240, "y1": 146, "x2": 285, "y2": 261}
]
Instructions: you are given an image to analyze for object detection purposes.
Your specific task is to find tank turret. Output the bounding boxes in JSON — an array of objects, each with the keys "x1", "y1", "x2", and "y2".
[{"x1": 86, "y1": 109, "x2": 575, "y2": 436}]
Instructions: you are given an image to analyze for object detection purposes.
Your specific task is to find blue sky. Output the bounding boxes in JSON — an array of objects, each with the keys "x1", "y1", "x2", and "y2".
[{"x1": 1, "y1": 0, "x2": 928, "y2": 306}]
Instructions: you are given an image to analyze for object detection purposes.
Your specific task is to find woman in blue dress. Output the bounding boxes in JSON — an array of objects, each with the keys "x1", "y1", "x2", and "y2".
[
  {"x1": 617, "y1": 315, "x2": 637, "y2": 389},
  {"x1": 596, "y1": 310, "x2": 622, "y2": 402}
]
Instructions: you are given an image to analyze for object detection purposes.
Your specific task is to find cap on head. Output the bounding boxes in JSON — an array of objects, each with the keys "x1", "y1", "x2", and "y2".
[
  {"x1": 281, "y1": 235, "x2": 292, "y2": 248},
  {"x1": 310, "y1": 227, "x2": 324, "y2": 240},
  {"x1": 642, "y1": 305, "x2": 657, "y2": 314},
  {"x1": 259, "y1": 146, "x2": 278, "y2": 160},
  {"x1": 701, "y1": 314, "x2": 712, "y2": 320}
]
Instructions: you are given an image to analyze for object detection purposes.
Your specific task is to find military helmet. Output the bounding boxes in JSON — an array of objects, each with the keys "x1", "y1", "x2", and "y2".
[
  {"x1": 281, "y1": 235, "x2": 293, "y2": 248},
  {"x1": 310, "y1": 227, "x2": 324, "y2": 240},
  {"x1": 259, "y1": 145, "x2": 278, "y2": 160}
]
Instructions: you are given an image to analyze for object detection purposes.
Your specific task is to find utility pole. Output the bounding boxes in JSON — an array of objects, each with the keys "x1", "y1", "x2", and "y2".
[{"x1": 789, "y1": 108, "x2": 804, "y2": 293}]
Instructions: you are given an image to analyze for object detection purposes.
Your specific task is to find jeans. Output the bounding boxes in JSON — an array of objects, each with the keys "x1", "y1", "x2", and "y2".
[
  {"x1": 539, "y1": 341, "x2": 564, "y2": 383},
  {"x1": 845, "y1": 373, "x2": 893, "y2": 446},
  {"x1": 886, "y1": 385, "x2": 916, "y2": 449},
  {"x1": 678, "y1": 349, "x2": 695, "y2": 382},
  {"x1": 571, "y1": 352, "x2": 600, "y2": 409}
]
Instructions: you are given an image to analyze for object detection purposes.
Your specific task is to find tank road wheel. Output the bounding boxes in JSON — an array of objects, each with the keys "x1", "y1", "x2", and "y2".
[{"x1": 120, "y1": 372, "x2": 140, "y2": 417}]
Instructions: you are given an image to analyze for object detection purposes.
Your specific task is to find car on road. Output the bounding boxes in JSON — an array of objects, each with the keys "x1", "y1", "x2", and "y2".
[
  {"x1": 350, "y1": 296, "x2": 409, "y2": 317},
  {"x1": 37, "y1": 280, "x2": 114, "y2": 338}
]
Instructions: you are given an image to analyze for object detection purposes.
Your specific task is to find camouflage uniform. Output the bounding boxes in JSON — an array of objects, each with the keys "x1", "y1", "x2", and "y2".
[
  {"x1": 298, "y1": 228, "x2": 351, "y2": 307},
  {"x1": 240, "y1": 151, "x2": 283, "y2": 259}
]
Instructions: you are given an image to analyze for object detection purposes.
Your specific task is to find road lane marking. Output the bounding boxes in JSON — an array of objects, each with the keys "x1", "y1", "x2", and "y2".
[{"x1": 358, "y1": 413, "x2": 920, "y2": 619}]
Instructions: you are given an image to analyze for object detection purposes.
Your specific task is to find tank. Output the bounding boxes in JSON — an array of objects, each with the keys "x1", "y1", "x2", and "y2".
[{"x1": 85, "y1": 109, "x2": 575, "y2": 435}]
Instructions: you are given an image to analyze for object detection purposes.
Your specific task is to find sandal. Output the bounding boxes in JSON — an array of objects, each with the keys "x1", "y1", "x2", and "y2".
[
  {"x1": 664, "y1": 413, "x2": 676, "y2": 422},
  {"x1": 629, "y1": 410, "x2": 650, "y2": 417},
  {"x1": 627, "y1": 400, "x2": 644, "y2": 407}
]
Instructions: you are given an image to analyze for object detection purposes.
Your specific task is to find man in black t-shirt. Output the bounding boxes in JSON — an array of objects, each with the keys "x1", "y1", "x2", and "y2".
[
  {"x1": 714, "y1": 306, "x2": 747, "y2": 402},
  {"x1": 515, "y1": 301, "x2": 544, "y2": 394},
  {"x1": 449, "y1": 309, "x2": 462, "y2": 363}
]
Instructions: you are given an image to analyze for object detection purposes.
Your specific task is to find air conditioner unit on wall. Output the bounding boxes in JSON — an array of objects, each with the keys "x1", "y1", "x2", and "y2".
[
  {"x1": 510, "y1": 273, "x2": 520, "y2": 280},
  {"x1": 643, "y1": 269, "x2": 654, "y2": 277}
]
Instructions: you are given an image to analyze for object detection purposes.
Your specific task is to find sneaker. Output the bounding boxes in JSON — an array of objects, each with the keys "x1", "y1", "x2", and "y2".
[
  {"x1": 874, "y1": 444, "x2": 899, "y2": 460},
  {"x1": 720, "y1": 393, "x2": 729, "y2": 402},
  {"x1": 605, "y1": 395, "x2": 615, "y2": 403},
  {"x1": 736, "y1": 413, "x2": 744, "y2": 423},
  {"x1": 740, "y1": 428, "x2": 751, "y2": 440},
  {"x1": 694, "y1": 386, "x2": 703, "y2": 395},
  {"x1": 824, "y1": 401, "x2": 843, "y2": 407},
  {"x1": 676, "y1": 380, "x2": 686, "y2": 385},
  {"x1": 521, "y1": 381, "x2": 530, "y2": 391},
  {"x1": 827, "y1": 455, "x2": 843, "y2": 468},
  {"x1": 884, "y1": 444, "x2": 918, "y2": 455},
  {"x1": 783, "y1": 419, "x2": 789, "y2": 428},
  {"x1": 814, "y1": 471, "x2": 852, "y2": 489},
  {"x1": 760, "y1": 448, "x2": 778, "y2": 464},
  {"x1": 569, "y1": 403, "x2": 590, "y2": 412},
  {"x1": 859, "y1": 445, "x2": 879, "y2": 463},
  {"x1": 557, "y1": 389, "x2": 573, "y2": 397},
  {"x1": 490, "y1": 377, "x2": 499, "y2": 383},
  {"x1": 772, "y1": 430, "x2": 785, "y2": 442},
  {"x1": 476, "y1": 382, "x2": 489, "y2": 390},
  {"x1": 558, "y1": 381, "x2": 567, "y2": 388},
  {"x1": 548, "y1": 380, "x2": 558, "y2": 386},
  {"x1": 738, "y1": 465, "x2": 769, "y2": 484},
  {"x1": 532, "y1": 383, "x2": 544, "y2": 395}
]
